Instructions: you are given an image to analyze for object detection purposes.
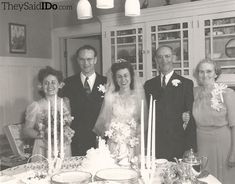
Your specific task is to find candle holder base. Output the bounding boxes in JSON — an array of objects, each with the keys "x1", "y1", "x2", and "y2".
[
  {"x1": 48, "y1": 157, "x2": 63, "y2": 175},
  {"x1": 140, "y1": 167, "x2": 156, "y2": 184}
]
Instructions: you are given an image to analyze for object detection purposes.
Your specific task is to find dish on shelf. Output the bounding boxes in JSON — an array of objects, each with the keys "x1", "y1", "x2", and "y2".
[
  {"x1": 207, "y1": 31, "x2": 224, "y2": 36},
  {"x1": 210, "y1": 53, "x2": 222, "y2": 59},
  {"x1": 213, "y1": 31, "x2": 224, "y2": 36},
  {"x1": 225, "y1": 38, "x2": 235, "y2": 58}
]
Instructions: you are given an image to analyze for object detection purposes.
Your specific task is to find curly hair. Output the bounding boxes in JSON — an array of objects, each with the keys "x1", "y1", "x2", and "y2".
[
  {"x1": 111, "y1": 61, "x2": 135, "y2": 91},
  {"x1": 38, "y1": 66, "x2": 63, "y2": 84},
  {"x1": 194, "y1": 59, "x2": 222, "y2": 81}
]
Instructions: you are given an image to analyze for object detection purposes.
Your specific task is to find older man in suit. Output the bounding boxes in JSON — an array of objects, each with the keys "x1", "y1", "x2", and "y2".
[
  {"x1": 62, "y1": 45, "x2": 106, "y2": 156},
  {"x1": 144, "y1": 45, "x2": 197, "y2": 161}
]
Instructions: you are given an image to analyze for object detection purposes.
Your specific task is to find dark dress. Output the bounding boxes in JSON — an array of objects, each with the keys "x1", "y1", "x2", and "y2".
[
  {"x1": 61, "y1": 73, "x2": 106, "y2": 156},
  {"x1": 144, "y1": 72, "x2": 197, "y2": 161}
]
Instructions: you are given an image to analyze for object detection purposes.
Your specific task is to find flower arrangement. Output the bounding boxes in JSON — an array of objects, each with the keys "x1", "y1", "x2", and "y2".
[
  {"x1": 37, "y1": 107, "x2": 75, "y2": 144},
  {"x1": 104, "y1": 118, "x2": 139, "y2": 162},
  {"x1": 211, "y1": 83, "x2": 227, "y2": 111},
  {"x1": 172, "y1": 79, "x2": 181, "y2": 87},
  {"x1": 105, "y1": 118, "x2": 139, "y2": 148}
]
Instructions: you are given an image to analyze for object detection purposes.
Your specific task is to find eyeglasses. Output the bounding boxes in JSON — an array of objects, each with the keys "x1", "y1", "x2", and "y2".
[
  {"x1": 79, "y1": 58, "x2": 95, "y2": 63},
  {"x1": 156, "y1": 54, "x2": 172, "y2": 59}
]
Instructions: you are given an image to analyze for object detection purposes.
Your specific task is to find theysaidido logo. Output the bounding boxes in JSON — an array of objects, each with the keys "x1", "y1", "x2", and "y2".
[{"x1": 1, "y1": 1, "x2": 72, "y2": 11}]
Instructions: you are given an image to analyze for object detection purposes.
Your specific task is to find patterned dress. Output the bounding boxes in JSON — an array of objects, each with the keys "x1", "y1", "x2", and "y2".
[
  {"x1": 192, "y1": 83, "x2": 235, "y2": 184},
  {"x1": 25, "y1": 98, "x2": 72, "y2": 162}
]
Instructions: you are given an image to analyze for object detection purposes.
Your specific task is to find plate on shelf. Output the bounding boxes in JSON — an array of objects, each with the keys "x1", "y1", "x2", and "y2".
[
  {"x1": 211, "y1": 53, "x2": 222, "y2": 59},
  {"x1": 225, "y1": 38, "x2": 235, "y2": 58}
]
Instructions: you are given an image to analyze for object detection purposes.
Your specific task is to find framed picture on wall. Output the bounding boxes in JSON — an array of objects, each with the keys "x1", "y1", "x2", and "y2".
[{"x1": 9, "y1": 23, "x2": 26, "y2": 53}]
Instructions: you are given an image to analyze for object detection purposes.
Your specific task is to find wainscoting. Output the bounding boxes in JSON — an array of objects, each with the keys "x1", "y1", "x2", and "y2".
[{"x1": 0, "y1": 57, "x2": 51, "y2": 135}]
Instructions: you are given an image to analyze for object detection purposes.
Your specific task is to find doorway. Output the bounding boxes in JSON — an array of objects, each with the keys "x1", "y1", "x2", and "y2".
[{"x1": 62, "y1": 35, "x2": 102, "y2": 78}]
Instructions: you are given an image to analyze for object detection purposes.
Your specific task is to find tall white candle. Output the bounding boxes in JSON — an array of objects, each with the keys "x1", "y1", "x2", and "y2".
[
  {"x1": 48, "y1": 100, "x2": 51, "y2": 162},
  {"x1": 54, "y1": 94, "x2": 58, "y2": 157},
  {"x1": 147, "y1": 95, "x2": 153, "y2": 169},
  {"x1": 141, "y1": 99, "x2": 145, "y2": 173},
  {"x1": 60, "y1": 98, "x2": 64, "y2": 159},
  {"x1": 151, "y1": 100, "x2": 156, "y2": 167}
]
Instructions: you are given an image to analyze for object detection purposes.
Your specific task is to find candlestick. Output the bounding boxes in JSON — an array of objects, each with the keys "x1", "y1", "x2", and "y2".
[
  {"x1": 151, "y1": 100, "x2": 156, "y2": 167},
  {"x1": 54, "y1": 94, "x2": 58, "y2": 157},
  {"x1": 141, "y1": 99, "x2": 145, "y2": 173},
  {"x1": 48, "y1": 100, "x2": 52, "y2": 161},
  {"x1": 60, "y1": 98, "x2": 64, "y2": 159},
  {"x1": 147, "y1": 95, "x2": 153, "y2": 169}
]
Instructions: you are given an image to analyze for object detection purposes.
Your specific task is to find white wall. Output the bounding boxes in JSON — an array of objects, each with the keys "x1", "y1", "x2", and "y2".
[{"x1": 0, "y1": 57, "x2": 51, "y2": 134}]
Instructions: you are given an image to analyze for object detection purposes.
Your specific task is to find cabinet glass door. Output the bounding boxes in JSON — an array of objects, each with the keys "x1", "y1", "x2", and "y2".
[
  {"x1": 150, "y1": 21, "x2": 191, "y2": 78},
  {"x1": 110, "y1": 27, "x2": 144, "y2": 78},
  {"x1": 204, "y1": 16, "x2": 235, "y2": 74}
]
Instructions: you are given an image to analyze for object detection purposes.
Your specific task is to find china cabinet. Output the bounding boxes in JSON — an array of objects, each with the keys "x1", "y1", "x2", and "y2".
[
  {"x1": 198, "y1": 12, "x2": 235, "y2": 86},
  {"x1": 99, "y1": 0, "x2": 235, "y2": 85}
]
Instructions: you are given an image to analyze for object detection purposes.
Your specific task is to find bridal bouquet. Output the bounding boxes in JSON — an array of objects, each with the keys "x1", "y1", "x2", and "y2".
[
  {"x1": 104, "y1": 118, "x2": 139, "y2": 162},
  {"x1": 37, "y1": 108, "x2": 75, "y2": 144},
  {"x1": 105, "y1": 118, "x2": 139, "y2": 148}
]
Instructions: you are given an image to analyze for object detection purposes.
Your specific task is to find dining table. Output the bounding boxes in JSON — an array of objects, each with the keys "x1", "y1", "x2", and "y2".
[{"x1": 0, "y1": 156, "x2": 222, "y2": 184}]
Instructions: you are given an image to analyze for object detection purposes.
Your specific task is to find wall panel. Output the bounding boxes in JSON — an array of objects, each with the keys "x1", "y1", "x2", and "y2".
[{"x1": 0, "y1": 57, "x2": 51, "y2": 134}]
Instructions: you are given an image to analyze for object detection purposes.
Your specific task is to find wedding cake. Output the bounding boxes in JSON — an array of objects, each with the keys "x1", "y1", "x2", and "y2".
[{"x1": 79, "y1": 139, "x2": 118, "y2": 175}]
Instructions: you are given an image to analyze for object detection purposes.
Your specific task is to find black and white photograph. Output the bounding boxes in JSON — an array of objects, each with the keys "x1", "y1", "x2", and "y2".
[{"x1": 0, "y1": 0, "x2": 235, "y2": 184}]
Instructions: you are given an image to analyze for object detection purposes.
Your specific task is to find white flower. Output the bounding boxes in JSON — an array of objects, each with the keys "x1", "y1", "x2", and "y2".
[
  {"x1": 172, "y1": 79, "x2": 181, "y2": 87},
  {"x1": 211, "y1": 83, "x2": 227, "y2": 111},
  {"x1": 104, "y1": 118, "x2": 139, "y2": 148},
  {"x1": 97, "y1": 84, "x2": 106, "y2": 93},
  {"x1": 105, "y1": 129, "x2": 114, "y2": 138}
]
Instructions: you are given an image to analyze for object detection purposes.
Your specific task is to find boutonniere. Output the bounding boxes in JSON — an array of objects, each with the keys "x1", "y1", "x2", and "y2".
[
  {"x1": 97, "y1": 84, "x2": 106, "y2": 98},
  {"x1": 172, "y1": 79, "x2": 181, "y2": 87},
  {"x1": 211, "y1": 83, "x2": 227, "y2": 111}
]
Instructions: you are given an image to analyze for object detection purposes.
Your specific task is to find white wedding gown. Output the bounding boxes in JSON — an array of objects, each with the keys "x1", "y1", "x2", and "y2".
[{"x1": 94, "y1": 92, "x2": 141, "y2": 163}]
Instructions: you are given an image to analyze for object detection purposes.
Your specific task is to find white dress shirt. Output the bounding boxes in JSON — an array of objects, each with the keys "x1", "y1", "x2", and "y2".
[
  {"x1": 80, "y1": 72, "x2": 96, "y2": 91},
  {"x1": 161, "y1": 70, "x2": 174, "y2": 87}
]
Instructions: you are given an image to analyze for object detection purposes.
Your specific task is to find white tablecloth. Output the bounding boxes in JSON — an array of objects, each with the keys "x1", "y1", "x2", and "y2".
[{"x1": 0, "y1": 156, "x2": 222, "y2": 184}]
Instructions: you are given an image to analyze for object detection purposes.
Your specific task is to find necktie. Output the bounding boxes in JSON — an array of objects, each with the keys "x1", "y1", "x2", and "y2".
[
  {"x1": 162, "y1": 75, "x2": 166, "y2": 88},
  {"x1": 84, "y1": 77, "x2": 91, "y2": 94}
]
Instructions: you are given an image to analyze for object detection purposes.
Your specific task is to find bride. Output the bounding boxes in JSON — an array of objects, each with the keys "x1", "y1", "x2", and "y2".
[{"x1": 93, "y1": 60, "x2": 146, "y2": 165}]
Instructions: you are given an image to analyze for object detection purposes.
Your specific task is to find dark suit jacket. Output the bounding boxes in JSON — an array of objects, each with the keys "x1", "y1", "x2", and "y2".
[
  {"x1": 144, "y1": 72, "x2": 197, "y2": 161},
  {"x1": 61, "y1": 73, "x2": 107, "y2": 156}
]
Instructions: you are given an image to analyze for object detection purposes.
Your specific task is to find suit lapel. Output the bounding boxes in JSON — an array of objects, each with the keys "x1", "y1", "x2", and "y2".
[
  {"x1": 151, "y1": 76, "x2": 163, "y2": 101},
  {"x1": 91, "y1": 73, "x2": 101, "y2": 95},
  {"x1": 165, "y1": 72, "x2": 181, "y2": 102},
  {"x1": 72, "y1": 74, "x2": 84, "y2": 94}
]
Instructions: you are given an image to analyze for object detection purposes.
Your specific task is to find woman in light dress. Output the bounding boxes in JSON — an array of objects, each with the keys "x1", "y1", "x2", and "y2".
[
  {"x1": 93, "y1": 60, "x2": 146, "y2": 165},
  {"x1": 192, "y1": 59, "x2": 235, "y2": 184},
  {"x1": 23, "y1": 66, "x2": 74, "y2": 162}
]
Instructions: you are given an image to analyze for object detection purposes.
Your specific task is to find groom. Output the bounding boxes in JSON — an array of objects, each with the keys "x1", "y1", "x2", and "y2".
[
  {"x1": 144, "y1": 45, "x2": 197, "y2": 161},
  {"x1": 62, "y1": 45, "x2": 106, "y2": 156}
]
